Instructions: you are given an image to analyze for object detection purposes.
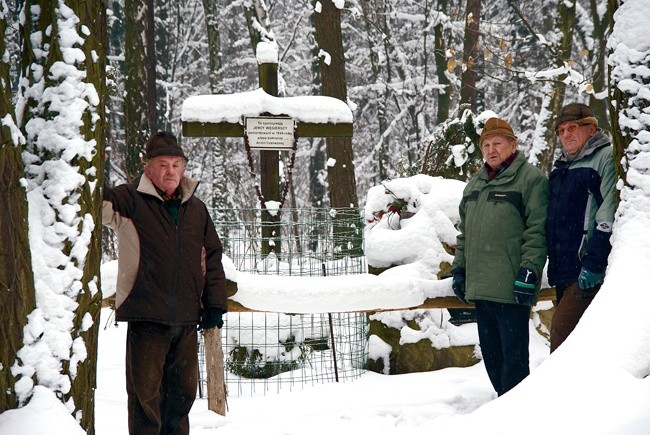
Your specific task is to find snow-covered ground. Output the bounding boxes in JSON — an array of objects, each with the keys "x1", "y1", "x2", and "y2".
[
  {"x1": 3, "y1": 169, "x2": 650, "y2": 434},
  {"x1": 4, "y1": 295, "x2": 650, "y2": 435},
  {"x1": 3, "y1": 1, "x2": 650, "y2": 433}
]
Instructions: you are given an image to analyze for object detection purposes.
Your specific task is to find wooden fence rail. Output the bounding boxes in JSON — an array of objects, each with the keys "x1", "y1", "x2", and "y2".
[
  {"x1": 224, "y1": 279, "x2": 556, "y2": 312},
  {"x1": 206, "y1": 279, "x2": 556, "y2": 416}
]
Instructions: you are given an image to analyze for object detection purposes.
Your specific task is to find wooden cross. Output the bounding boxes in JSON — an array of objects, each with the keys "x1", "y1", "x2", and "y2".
[
  {"x1": 181, "y1": 56, "x2": 353, "y2": 417},
  {"x1": 182, "y1": 61, "x2": 353, "y2": 256}
]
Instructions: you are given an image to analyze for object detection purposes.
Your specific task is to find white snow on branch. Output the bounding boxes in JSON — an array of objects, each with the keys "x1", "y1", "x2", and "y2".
[{"x1": 318, "y1": 48, "x2": 331, "y2": 65}]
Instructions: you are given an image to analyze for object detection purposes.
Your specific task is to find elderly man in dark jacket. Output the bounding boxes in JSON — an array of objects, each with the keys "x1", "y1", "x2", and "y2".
[
  {"x1": 547, "y1": 103, "x2": 616, "y2": 352},
  {"x1": 452, "y1": 118, "x2": 548, "y2": 396},
  {"x1": 103, "y1": 131, "x2": 227, "y2": 435}
]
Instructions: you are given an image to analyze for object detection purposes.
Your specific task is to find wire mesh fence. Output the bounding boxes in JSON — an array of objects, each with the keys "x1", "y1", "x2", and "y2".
[
  {"x1": 214, "y1": 207, "x2": 366, "y2": 276},
  {"x1": 198, "y1": 207, "x2": 369, "y2": 397}
]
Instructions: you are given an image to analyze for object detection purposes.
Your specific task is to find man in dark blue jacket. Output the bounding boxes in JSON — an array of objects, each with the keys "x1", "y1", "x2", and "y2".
[{"x1": 547, "y1": 103, "x2": 616, "y2": 351}]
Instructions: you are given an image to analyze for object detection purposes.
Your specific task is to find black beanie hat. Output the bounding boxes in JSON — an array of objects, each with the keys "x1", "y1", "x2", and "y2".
[{"x1": 143, "y1": 131, "x2": 187, "y2": 160}]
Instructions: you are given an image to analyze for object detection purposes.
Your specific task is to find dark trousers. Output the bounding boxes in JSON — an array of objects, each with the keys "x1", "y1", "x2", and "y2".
[
  {"x1": 126, "y1": 321, "x2": 198, "y2": 435},
  {"x1": 475, "y1": 300, "x2": 531, "y2": 396},
  {"x1": 550, "y1": 282, "x2": 598, "y2": 352}
]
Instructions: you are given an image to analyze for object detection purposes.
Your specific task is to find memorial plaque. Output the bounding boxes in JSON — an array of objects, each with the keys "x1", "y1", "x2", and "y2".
[{"x1": 245, "y1": 117, "x2": 295, "y2": 150}]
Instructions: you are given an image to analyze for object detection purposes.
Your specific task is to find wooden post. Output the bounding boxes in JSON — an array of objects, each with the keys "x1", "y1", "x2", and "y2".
[
  {"x1": 258, "y1": 62, "x2": 281, "y2": 258},
  {"x1": 204, "y1": 328, "x2": 226, "y2": 415}
]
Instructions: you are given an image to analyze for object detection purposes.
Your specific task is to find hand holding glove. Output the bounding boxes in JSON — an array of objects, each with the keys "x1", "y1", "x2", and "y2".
[
  {"x1": 199, "y1": 307, "x2": 225, "y2": 331},
  {"x1": 578, "y1": 267, "x2": 604, "y2": 290},
  {"x1": 513, "y1": 267, "x2": 537, "y2": 306},
  {"x1": 451, "y1": 268, "x2": 468, "y2": 304}
]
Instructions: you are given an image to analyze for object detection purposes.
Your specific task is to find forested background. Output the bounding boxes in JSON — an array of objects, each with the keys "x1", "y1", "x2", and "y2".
[
  {"x1": 2, "y1": 1, "x2": 636, "y2": 433},
  {"x1": 3, "y1": 0, "x2": 612, "y2": 209},
  {"x1": 95, "y1": 0, "x2": 613, "y2": 210}
]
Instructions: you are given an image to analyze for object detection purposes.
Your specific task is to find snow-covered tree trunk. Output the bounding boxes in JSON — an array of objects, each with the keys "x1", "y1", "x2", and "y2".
[
  {"x1": 13, "y1": 1, "x2": 106, "y2": 432},
  {"x1": 307, "y1": 7, "x2": 328, "y2": 208},
  {"x1": 0, "y1": 1, "x2": 37, "y2": 414},
  {"x1": 586, "y1": 0, "x2": 612, "y2": 127},
  {"x1": 537, "y1": 0, "x2": 577, "y2": 172},
  {"x1": 311, "y1": 0, "x2": 358, "y2": 210},
  {"x1": 202, "y1": 0, "x2": 224, "y2": 95},
  {"x1": 361, "y1": 0, "x2": 391, "y2": 181},
  {"x1": 433, "y1": 0, "x2": 451, "y2": 124},
  {"x1": 201, "y1": 0, "x2": 233, "y2": 214},
  {"x1": 243, "y1": 0, "x2": 272, "y2": 56},
  {"x1": 608, "y1": 0, "x2": 649, "y2": 190},
  {"x1": 124, "y1": 0, "x2": 156, "y2": 181},
  {"x1": 459, "y1": 0, "x2": 481, "y2": 112}
]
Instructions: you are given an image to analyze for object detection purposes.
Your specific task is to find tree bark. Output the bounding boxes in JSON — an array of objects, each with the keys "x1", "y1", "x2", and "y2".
[
  {"x1": 311, "y1": 0, "x2": 358, "y2": 210},
  {"x1": 537, "y1": 0, "x2": 577, "y2": 173},
  {"x1": 203, "y1": 0, "x2": 224, "y2": 94},
  {"x1": 606, "y1": 0, "x2": 625, "y2": 198},
  {"x1": 124, "y1": 0, "x2": 156, "y2": 181},
  {"x1": 243, "y1": 0, "x2": 271, "y2": 52},
  {"x1": 459, "y1": 0, "x2": 481, "y2": 112},
  {"x1": 434, "y1": 0, "x2": 451, "y2": 124},
  {"x1": 65, "y1": 2, "x2": 107, "y2": 433},
  {"x1": 0, "y1": 4, "x2": 37, "y2": 414},
  {"x1": 204, "y1": 328, "x2": 227, "y2": 415},
  {"x1": 360, "y1": 0, "x2": 389, "y2": 181},
  {"x1": 587, "y1": 0, "x2": 611, "y2": 129}
]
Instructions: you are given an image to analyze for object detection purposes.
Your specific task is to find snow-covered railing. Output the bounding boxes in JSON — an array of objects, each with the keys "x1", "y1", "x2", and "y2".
[{"x1": 224, "y1": 277, "x2": 555, "y2": 313}]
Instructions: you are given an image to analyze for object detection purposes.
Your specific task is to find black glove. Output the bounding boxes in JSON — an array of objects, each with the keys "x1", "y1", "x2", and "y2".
[
  {"x1": 199, "y1": 307, "x2": 225, "y2": 331},
  {"x1": 451, "y1": 268, "x2": 468, "y2": 304},
  {"x1": 513, "y1": 267, "x2": 537, "y2": 306}
]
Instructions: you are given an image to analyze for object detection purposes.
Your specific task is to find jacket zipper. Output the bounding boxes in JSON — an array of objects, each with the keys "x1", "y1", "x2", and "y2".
[{"x1": 169, "y1": 203, "x2": 181, "y2": 324}]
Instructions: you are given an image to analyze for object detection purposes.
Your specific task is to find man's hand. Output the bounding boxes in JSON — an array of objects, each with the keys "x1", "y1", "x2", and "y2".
[
  {"x1": 451, "y1": 268, "x2": 468, "y2": 304},
  {"x1": 199, "y1": 307, "x2": 225, "y2": 331},
  {"x1": 513, "y1": 267, "x2": 537, "y2": 306},
  {"x1": 578, "y1": 267, "x2": 604, "y2": 290}
]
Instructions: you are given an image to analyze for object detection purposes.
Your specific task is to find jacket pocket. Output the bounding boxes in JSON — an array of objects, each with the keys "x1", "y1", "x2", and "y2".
[{"x1": 487, "y1": 190, "x2": 524, "y2": 222}]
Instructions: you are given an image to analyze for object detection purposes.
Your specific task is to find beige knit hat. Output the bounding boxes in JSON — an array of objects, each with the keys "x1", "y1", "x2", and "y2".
[{"x1": 479, "y1": 118, "x2": 516, "y2": 145}]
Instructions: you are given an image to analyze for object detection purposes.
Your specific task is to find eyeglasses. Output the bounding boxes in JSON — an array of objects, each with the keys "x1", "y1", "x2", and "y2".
[{"x1": 556, "y1": 123, "x2": 581, "y2": 137}]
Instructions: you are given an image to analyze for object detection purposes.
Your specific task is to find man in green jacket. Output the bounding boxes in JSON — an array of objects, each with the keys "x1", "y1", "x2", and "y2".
[{"x1": 452, "y1": 118, "x2": 548, "y2": 396}]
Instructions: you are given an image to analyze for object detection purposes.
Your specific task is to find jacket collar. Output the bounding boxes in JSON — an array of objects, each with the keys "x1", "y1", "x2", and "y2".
[
  {"x1": 478, "y1": 151, "x2": 525, "y2": 183},
  {"x1": 137, "y1": 173, "x2": 199, "y2": 203}
]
